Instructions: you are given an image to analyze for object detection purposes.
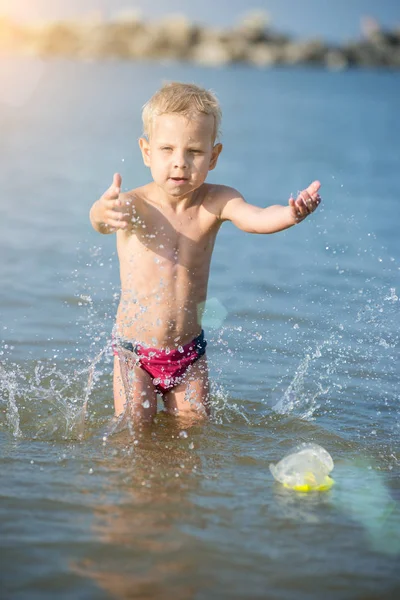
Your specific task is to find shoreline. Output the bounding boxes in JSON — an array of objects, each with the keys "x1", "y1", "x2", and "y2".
[{"x1": 0, "y1": 13, "x2": 399, "y2": 70}]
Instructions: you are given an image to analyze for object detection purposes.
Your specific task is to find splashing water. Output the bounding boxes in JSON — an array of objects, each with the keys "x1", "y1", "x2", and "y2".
[
  {"x1": 270, "y1": 284, "x2": 399, "y2": 427},
  {"x1": 0, "y1": 344, "x2": 112, "y2": 441},
  {"x1": 0, "y1": 363, "x2": 22, "y2": 438},
  {"x1": 272, "y1": 341, "x2": 332, "y2": 419},
  {"x1": 210, "y1": 380, "x2": 251, "y2": 425}
]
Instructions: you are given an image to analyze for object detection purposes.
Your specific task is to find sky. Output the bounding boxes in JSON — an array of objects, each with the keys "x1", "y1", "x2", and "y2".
[{"x1": 0, "y1": 0, "x2": 399, "y2": 42}]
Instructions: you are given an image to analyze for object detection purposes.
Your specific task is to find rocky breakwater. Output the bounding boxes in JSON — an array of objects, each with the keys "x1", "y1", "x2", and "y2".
[{"x1": 0, "y1": 12, "x2": 399, "y2": 69}]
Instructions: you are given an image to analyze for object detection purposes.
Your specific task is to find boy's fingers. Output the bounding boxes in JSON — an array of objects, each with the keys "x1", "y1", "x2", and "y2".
[
  {"x1": 297, "y1": 194, "x2": 310, "y2": 211},
  {"x1": 103, "y1": 187, "x2": 118, "y2": 200},
  {"x1": 113, "y1": 173, "x2": 122, "y2": 190},
  {"x1": 290, "y1": 198, "x2": 301, "y2": 216},
  {"x1": 106, "y1": 218, "x2": 127, "y2": 229},
  {"x1": 112, "y1": 173, "x2": 122, "y2": 196},
  {"x1": 290, "y1": 184, "x2": 321, "y2": 222},
  {"x1": 103, "y1": 173, "x2": 122, "y2": 200},
  {"x1": 102, "y1": 197, "x2": 120, "y2": 209},
  {"x1": 111, "y1": 173, "x2": 122, "y2": 197},
  {"x1": 305, "y1": 180, "x2": 321, "y2": 195}
]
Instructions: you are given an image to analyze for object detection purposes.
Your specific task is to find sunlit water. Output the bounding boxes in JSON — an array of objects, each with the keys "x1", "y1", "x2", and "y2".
[{"x1": 1, "y1": 58, "x2": 399, "y2": 599}]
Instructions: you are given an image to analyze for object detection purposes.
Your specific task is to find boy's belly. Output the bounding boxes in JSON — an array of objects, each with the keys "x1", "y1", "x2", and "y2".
[
  {"x1": 116, "y1": 243, "x2": 213, "y2": 347},
  {"x1": 115, "y1": 283, "x2": 207, "y2": 349}
]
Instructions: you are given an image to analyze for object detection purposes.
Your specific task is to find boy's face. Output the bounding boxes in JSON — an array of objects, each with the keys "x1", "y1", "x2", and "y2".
[{"x1": 139, "y1": 113, "x2": 222, "y2": 198}]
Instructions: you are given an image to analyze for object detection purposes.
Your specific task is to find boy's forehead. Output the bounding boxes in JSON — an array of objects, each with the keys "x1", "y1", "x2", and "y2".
[{"x1": 152, "y1": 112, "x2": 214, "y2": 141}]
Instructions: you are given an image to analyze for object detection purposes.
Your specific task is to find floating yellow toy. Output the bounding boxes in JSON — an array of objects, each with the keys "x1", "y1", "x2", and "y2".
[{"x1": 270, "y1": 443, "x2": 335, "y2": 492}]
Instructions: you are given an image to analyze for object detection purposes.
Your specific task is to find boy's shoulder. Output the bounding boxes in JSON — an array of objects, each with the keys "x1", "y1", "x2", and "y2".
[
  {"x1": 204, "y1": 183, "x2": 244, "y2": 200},
  {"x1": 202, "y1": 183, "x2": 245, "y2": 216},
  {"x1": 119, "y1": 184, "x2": 157, "y2": 216},
  {"x1": 121, "y1": 183, "x2": 152, "y2": 203}
]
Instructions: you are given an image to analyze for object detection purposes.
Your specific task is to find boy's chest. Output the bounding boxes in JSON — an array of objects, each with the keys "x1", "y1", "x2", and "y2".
[{"x1": 135, "y1": 206, "x2": 219, "y2": 256}]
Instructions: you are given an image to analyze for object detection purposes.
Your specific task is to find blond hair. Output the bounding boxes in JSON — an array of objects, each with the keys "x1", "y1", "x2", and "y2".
[{"x1": 142, "y1": 82, "x2": 222, "y2": 143}]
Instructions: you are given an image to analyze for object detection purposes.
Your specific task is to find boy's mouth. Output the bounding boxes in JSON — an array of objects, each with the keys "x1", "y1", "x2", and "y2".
[{"x1": 170, "y1": 177, "x2": 188, "y2": 184}]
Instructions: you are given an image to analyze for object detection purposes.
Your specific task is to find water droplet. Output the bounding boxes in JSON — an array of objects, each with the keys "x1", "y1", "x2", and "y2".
[
  {"x1": 142, "y1": 399, "x2": 150, "y2": 409},
  {"x1": 179, "y1": 430, "x2": 188, "y2": 439},
  {"x1": 189, "y1": 442, "x2": 194, "y2": 450}
]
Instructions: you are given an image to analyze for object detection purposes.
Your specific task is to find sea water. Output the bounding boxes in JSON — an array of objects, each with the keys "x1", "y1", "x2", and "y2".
[{"x1": 0, "y1": 58, "x2": 399, "y2": 599}]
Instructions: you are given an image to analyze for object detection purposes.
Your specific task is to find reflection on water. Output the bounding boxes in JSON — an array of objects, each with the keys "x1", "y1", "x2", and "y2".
[
  {"x1": 73, "y1": 425, "x2": 209, "y2": 600},
  {"x1": 334, "y1": 461, "x2": 400, "y2": 556}
]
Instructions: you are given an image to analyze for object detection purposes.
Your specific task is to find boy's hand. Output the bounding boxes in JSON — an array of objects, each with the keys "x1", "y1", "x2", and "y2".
[
  {"x1": 289, "y1": 180, "x2": 321, "y2": 224},
  {"x1": 99, "y1": 173, "x2": 132, "y2": 230}
]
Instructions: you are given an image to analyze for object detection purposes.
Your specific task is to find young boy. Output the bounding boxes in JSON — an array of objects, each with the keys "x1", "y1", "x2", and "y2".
[{"x1": 89, "y1": 82, "x2": 321, "y2": 423}]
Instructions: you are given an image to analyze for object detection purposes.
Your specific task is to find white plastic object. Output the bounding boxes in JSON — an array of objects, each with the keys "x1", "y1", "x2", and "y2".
[{"x1": 270, "y1": 443, "x2": 334, "y2": 492}]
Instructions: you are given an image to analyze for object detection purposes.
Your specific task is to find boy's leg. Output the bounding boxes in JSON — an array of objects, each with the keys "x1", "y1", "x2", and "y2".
[
  {"x1": 163, "y1": 356, "x2": 210, "y2": 419},
  {"x1": 113, "y1": 355, "x2": 157, "y2": 422}
]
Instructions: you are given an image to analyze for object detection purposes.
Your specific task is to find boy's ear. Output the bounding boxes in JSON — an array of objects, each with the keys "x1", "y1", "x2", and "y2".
[
  {"x1": 209, "y1": 143, "x2": 223, "y2": 171},
  {"x1": 139, "y1": 137, "x2": 151, "y2": 167}
]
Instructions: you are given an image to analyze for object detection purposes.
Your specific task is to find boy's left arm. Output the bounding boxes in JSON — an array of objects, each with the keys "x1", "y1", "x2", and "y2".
[{"x1": 219, "y1": 181, "x2": 321, "y2": 233}]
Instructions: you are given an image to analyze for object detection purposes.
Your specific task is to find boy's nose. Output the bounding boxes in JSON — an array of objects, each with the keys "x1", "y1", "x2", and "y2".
[{"x1": 173, "y1": 152, "x2": 188, "y2": 169}]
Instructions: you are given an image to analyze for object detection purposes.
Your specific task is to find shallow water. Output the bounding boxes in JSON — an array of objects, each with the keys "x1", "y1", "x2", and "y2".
[{"x1": 1, "y1": 58, "x2": 399, "y2": 599}]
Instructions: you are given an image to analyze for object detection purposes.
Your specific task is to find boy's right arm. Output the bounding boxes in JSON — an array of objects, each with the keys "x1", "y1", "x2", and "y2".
[{"x1": 90, "y1": 173, "x2": 132, "y2": 234}]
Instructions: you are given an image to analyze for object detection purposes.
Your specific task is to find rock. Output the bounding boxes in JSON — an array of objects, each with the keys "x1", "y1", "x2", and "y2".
[
  {"x1": 31, "y1": 22, "x2": 82, "y2": 57},
  {"x1": 156, "y1": 14, "x2": 198, "y2": 50},
  {"x1": 325, "y1": 49, "x2": 349, "y2": 71},
  {"x1": 359, "y1": 15, "x2": 400, "y2": 45},
  {"x1": 143, "y1": 15, "x2": 200, "y2": 60},
  {"x1": 190, "y1": 39, "x2": 233, "y2": 66},
  {"x1": 235, "y1": 10, "x2": 270, "y2": 44},
  {"x1": 0, "y1": 17, "x2": 31, "y2": 55},
  {"x1": 80, "y1": 22, "x2": 150, "y2": 59},
  {"x1": 113, "y1": 9, "x2": 142, "y2": 24},
  {"x1": 361, "y1": 16, "x2": 382, "y2": 40},
  {"x1": 248, "y1": 43, "x2": 282, "y2": 67},
  {"x1": 0, "y1": 13, "x2": 399, "y2": 68},
  {"x1": 344, "y1": 40, "x2": 394, "y2": 67},
  {"x1": 282, "y1": 40, "x2": 327, "y2": 65}
]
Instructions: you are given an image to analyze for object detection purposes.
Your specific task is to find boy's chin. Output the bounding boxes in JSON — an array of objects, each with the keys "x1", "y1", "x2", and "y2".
[{"x1": 162, "y1": 181, "x2": 199, "y2": 197}]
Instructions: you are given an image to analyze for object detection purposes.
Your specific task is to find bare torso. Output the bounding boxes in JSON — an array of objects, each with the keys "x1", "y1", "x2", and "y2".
[{"x1": 115, "y1": 182, "x2": 222, "y2": 348}]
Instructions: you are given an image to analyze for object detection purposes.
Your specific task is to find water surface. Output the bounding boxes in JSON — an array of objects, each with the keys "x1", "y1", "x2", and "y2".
[{"x1": 1, "y1": 58, "x2": 399, "y2": 599}]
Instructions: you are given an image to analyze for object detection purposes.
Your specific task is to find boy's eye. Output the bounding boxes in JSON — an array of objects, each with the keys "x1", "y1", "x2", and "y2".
[
  {"x1": 161, "y1": 147, "x2": 172, "y2": 151},
  {"x1": 189, "y1": 149, "x2": 202, "y2": 154}
]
